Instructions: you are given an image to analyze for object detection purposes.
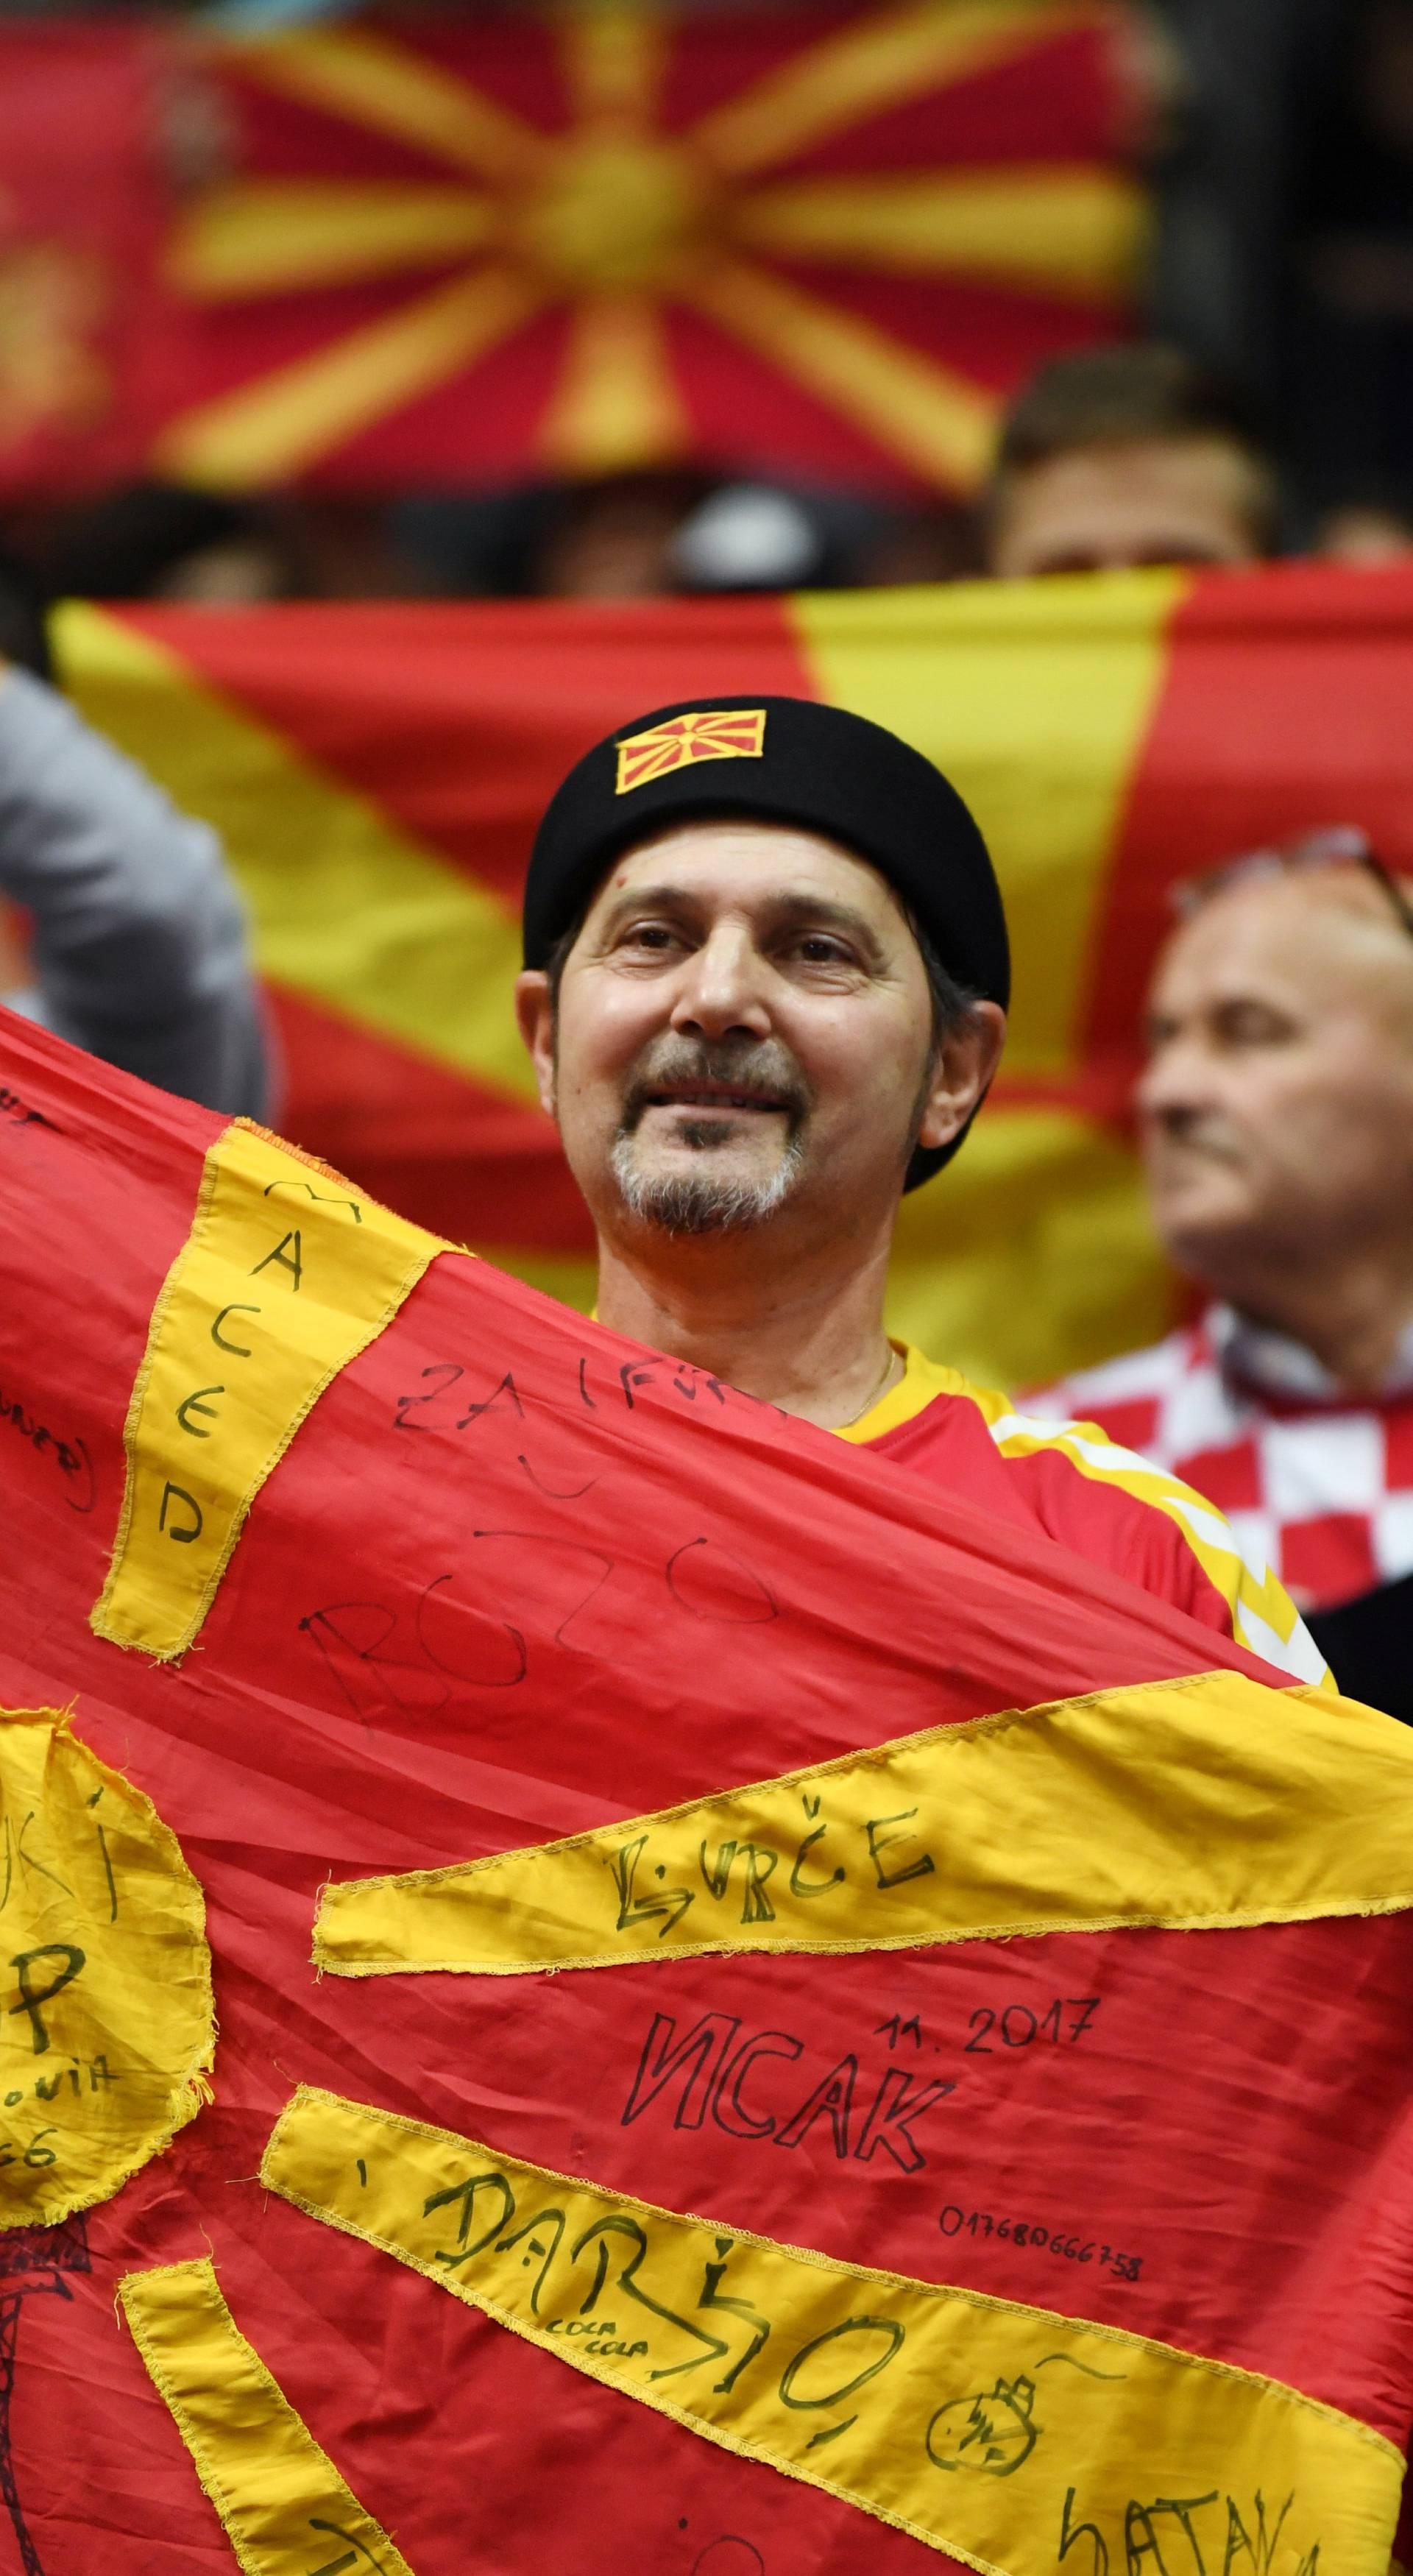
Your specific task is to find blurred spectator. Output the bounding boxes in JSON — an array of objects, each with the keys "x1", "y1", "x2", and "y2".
[
  {"x1": 678, "y1": 478, "x2": 909, "y2": 594},
  {"x1": 531, "y1": 471, "x2": 709, "y2": 599},
  {"x1": 394, "y1": 473, "x2": 707, "y2": 601},
  {"x1": 47, "y1": 480, "x2": 300, "y2": 605},
  {"x1": 1027, "y1": 830, "x2": 1413, "y2": 1714},
  {"x1": 0, "y1": 558, "x2": 269, "y2": 1118},
  {"x1": 985, "y1": 343, "x2": 1278, "y2": 576},
  {"x1": 392, "y1": 484, "x2": 554, "y2": 598},
  {"x1": 857, "y1": 500, "x2": 984, "y2": 589},
  {"x1": 394, "y1": 470, "x2": 906, "y2": 601},
  {"x1": 1314, "y1": 492, "x2": 1413, "y2": 561},
  {"x1": 670, "y1": 482, "x2": 824, "y2": 591}
]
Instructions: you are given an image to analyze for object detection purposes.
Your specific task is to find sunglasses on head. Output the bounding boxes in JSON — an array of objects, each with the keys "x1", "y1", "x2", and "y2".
[{"x1": 1170, "y1": 825, "x2": 1413, "y2": 942}]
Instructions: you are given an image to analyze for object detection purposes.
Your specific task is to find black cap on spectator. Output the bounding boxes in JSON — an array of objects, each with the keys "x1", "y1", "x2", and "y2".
[{"x1": 524, "y1": 693, "x2": 1009, "y2": 1186}]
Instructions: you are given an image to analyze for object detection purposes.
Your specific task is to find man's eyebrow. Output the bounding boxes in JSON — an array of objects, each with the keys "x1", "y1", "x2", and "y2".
[
  {"x1": 596, "y1": 884, "x2": 701, "y2": 924},
  {"x1": 763, "y1": 891, "x2": 882, "y2": 943}
]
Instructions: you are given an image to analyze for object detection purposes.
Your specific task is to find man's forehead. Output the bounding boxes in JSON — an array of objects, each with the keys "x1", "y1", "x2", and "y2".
[
  {"x1": 1154, "y1": 866, "x2": 1413, "y2": 1002},
  {"x1": 1000, "y1": 436, "x2": 1259, "y2": 546},
  {"x1": 593, "y1": 817, "x2": 904, "y2": 911}
]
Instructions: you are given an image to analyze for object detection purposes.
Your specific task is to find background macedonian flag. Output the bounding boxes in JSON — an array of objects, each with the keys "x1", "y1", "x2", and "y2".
[
  {"x1": 153, "y1": 1, "x2": 1142, "y2": 492},
  {"x1": 2, "y1": 1010, "x2": 1413, "y2": 2576},
  {"x1": 0, "y1": 5, "x2": 1141, "y2": 498},
  {"x1": 54, "y1": 558, "x2": 1413, "y2": 1393}
]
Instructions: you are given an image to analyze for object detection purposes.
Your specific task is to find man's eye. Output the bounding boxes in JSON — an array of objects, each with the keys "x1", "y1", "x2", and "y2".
[
  {"x1": 1217, "y1": 1003, "x2": 1296, "y2": 1046},
  {"x1": 620, "y1": 923, "x2": 677, "y2": 950},
  {"x1": 792, "y1": 935, "x2": 852, "y2": 965}
]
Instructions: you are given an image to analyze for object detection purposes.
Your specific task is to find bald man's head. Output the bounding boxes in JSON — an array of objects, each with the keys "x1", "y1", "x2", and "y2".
[{"x1": 1139, "y1": 864, "x2": 1413, "y2": 1290}]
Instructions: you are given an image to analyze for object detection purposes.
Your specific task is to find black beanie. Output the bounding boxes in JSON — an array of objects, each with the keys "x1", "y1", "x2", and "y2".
[{"x1": 523, "y1": 695, "x2": 1009, "y2": 1187}]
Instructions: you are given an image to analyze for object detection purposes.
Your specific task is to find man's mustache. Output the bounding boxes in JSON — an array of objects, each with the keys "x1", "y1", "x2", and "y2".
[{"x1": 618, "y1": 1038, "x2": 812, "y2": 1134}]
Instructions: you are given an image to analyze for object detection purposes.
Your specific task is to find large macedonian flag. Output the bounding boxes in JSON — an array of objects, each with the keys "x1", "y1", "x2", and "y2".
[
  {"x1": 152, "y1": 0, "x2": 1142, "y2": 490},
  {"x1": 52, "y1": 558, "x2": 1413, "y2": 1395},
  {"x1": 1, "y1": 1008, "x2": 1413, "y2": 2576}
]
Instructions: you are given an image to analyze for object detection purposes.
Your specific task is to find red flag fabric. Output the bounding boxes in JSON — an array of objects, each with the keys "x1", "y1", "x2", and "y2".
[{"x1": 2, "y1": 1011, "x2": 1413, "y2": 2576}]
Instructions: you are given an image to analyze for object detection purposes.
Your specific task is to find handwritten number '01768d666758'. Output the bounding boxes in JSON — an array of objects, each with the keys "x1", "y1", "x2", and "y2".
[{"x1": 939, "y1": 2208, "x2": 1143, "y2": 2283}]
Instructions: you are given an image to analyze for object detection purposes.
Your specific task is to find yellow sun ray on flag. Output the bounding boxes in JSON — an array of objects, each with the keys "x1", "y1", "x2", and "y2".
[
  {"x1": 539, "y1": 291, "x2": 690, "y2": 475},
  {"x1": 158, "y1": 266, "x2": 547, "y2": 488},
  {"x1": 688, "y1": 256, "x2": 999, "y2": 489},
  {"x1": 165, "y1": 183, "x2": 496, "y2": 299},
  {"x1": 691, "y1": 0, "x2": 1100, "y2": 180},
  {"x1": 734, "y1": 166, "x2": 1149, "y2": 302},
  {"x1": 55, "y1": 604, "x2": 538, "y2": 1107},
  {"x1": 560, "y1": 1, "x2": 669, "y2": 131},
  {"x1": 217, "y1": 26, "x2": 547, "y2": 188}
]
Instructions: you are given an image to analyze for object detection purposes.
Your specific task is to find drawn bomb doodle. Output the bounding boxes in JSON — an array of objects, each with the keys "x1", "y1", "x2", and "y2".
[
  {"x1": 927, "y1": 2372, "x2": 1039, "y2": 2476},
  {"x1": 924, "y1": 2351, "x2": 1127, "y2": 2482}
]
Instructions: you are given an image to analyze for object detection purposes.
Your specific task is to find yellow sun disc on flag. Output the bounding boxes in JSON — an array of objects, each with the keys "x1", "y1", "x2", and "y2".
[{"x1": 0, "y1": 1708, "x2": 214, "y2": 2228}]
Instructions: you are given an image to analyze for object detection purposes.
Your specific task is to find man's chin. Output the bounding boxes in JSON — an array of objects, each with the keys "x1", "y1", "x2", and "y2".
[
  {"x1": 609, "y1": 1137, "x2": 806, "y2": 1236},
  {"x1": 1156, "y1": 1195, "x2": 1264, "y2": 1277}
]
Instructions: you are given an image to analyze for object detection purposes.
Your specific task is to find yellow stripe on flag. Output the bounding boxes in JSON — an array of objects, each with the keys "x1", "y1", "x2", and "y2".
[
  {"x1": 53, "y1": 604, "x2": 540, "y2": 1107},
  {"x1": 539, "y1": 292, "x2": 690, "y2": 475},
  {"x1": 93, "y1": 1121, "x2": 445, "y2": 1660},
  {"x1": 735, "y1": 166, "x2": 1148, "y2": 304},
  {"x1": 792, "y1": 570, "x2": 1185, "y2": 1078},
  {"x1": 688, "y1": 258, "x2": 998, "y2": 490},
  {"x1": 313, "y1": 1670, "x2": 1413, "y2": 1978},
  {"x1": 155, "y1": 266, "x2": 546, "y2": 489},
  {"x1": 693, "y1": 2, "x2": 1100, "y2": 181},
  {"x1": 217, "y1": 27, "x2": 545, "y2": 187},
  {"x1": 262, "y1": 2087, "x2": 1400, "y2": 2576},
  {"x1": 559, "y1": 3, "x2": 667, "y2": 130},
  {"x1": 120, "y1": 2258, "x2": 417, "y2": 2576},
  {"x1": 165, "y1": 181, "x2": 496, "y2": 298}
]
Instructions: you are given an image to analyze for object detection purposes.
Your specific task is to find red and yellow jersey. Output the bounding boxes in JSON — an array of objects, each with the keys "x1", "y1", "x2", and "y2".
[{"x1": 841, "y1": 1345, "x2": 1330, "y2": 1688}]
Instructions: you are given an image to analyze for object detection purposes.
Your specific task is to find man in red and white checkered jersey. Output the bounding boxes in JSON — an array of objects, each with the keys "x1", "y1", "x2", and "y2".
[
  {"x1": 1031, "y1": 1305, "x2": 1413, "y2": 1614},
  {"x1": 1030, "y1": 829, "x2": 1413, "y2": 1680}
]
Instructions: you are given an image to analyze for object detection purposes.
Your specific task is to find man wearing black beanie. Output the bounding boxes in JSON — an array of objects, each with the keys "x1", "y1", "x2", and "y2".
[{"x1": 516, "y1": 694, "x2": 1324, "y2": 1684}]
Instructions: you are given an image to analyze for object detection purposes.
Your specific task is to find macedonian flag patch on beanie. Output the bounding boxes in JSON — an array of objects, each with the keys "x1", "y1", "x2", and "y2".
[{"x1": 615, "y1": 706, "x2": 767, "y2": 793}]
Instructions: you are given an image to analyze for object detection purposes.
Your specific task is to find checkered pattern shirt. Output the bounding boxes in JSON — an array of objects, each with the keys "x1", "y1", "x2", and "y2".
[
  {"x1": 1029, "y1": 1306, "x2": 1413, "y2": 1614},
  {"x1": 840, "y1": 1342, "x2": 1325, "y2": 1685}
]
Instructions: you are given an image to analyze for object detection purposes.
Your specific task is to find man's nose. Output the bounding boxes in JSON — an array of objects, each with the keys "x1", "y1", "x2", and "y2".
[
  {"x1": 669, "y1": 927, "x2": 773, "y2": 1040},
  {"x1": 1136, "y1": 1036, "x2": 1211, "y2": 1127}
]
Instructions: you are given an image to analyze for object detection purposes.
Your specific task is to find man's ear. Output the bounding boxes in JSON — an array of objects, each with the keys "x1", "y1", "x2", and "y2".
[
  {"x1": 514, "y1": 970, "x2": 557, "y2": 1120},
  {"x1": 916, "y1": 1001, "x2": 1007, "y2": 1151}
]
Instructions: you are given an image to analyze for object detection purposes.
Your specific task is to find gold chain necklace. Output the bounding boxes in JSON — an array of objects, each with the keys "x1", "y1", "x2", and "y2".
[{"x1": 836, "y1": 1342, "x2": 904, "y2": 1431}]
